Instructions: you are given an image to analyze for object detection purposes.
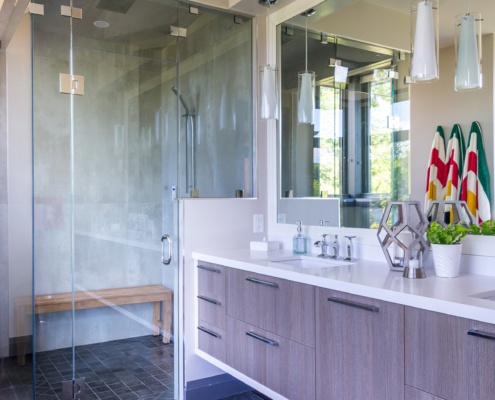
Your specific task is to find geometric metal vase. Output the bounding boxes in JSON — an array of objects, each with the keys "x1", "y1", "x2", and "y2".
[{"x1": 377, "y1": 201, "x2": 429, "y2": 278}]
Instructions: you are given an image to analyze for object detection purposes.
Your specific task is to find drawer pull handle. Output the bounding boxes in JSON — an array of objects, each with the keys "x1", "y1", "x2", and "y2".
[
  {"x1": 328, "y1": 297, "x2": 379, "y2": 313},
  {"x1": 245, "y1": 277, "x2": 279, "y2": 288},
  {"x1": 197, "y1": 264, "x2": 221, "y2": 273},
  {"x1": 468, "y1": 329, "x2": 495, "y2": 341},
  {"x1": 197, "y1": 295, "x2": 221, "y2": 305},
  {"x1": 246, "y1": 331, "x2": 279, "y2": 347},
  {"x1": 198, "y1": 326, "x2": 222, "y2": 338}
]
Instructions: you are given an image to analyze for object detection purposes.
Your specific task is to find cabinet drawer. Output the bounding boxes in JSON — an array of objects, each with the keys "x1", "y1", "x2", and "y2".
[
  {"x1": 226, "y1": 316, "x2": 315, "y2": 400},
  {"x1": 197, "y1": 261, "x2": 226, "y2": 299},
  {"x1": 405, "y1": 307, "x2": 495, "y2": 400},
  {"x1": 316, "y1": 288, "x2": 404, "y2": 400},
  {"x1": 197, "y1": 320, "x2": 226, "y2": 363},
  {"x1": 198, "y1": 293, "x2": 225, "y2": 329},
  {"x1": 226, "y1": 268, "x2": 315, "y2": 348}
]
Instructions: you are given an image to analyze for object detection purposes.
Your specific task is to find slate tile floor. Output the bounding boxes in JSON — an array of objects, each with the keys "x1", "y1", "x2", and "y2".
[{"x1": 0, "y1": 336, "x2": 174, "y2": 400}]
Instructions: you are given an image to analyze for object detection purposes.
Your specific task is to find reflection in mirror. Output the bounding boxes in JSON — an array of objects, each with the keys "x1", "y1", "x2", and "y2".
[{"x1": 278, "y1": 22, "x2": 411, "y2": 229}]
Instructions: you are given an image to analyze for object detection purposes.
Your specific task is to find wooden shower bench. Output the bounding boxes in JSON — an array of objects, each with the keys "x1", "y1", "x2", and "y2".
[{"x1": 15, "y1": 284, "x2": 172, "y2": 365}]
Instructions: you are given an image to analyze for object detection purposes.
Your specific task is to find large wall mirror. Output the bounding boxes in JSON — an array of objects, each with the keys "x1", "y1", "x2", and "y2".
[{"x1": 278, "y1": 9, "x2": 411, "y2": 229}]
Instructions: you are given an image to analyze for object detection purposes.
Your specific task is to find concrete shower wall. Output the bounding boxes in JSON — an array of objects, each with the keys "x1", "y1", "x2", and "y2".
[{"x1": 178, "y1": 13, "x2": 253, "y2": 198}]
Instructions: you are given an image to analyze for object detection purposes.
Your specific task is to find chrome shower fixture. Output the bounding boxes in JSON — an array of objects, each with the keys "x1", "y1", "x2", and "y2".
[{"x1": 171, "y1": 87, "x2": 194, "y2": 116}]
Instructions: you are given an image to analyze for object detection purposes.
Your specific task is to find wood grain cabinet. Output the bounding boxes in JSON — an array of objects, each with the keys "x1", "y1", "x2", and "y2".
[
  {"x1": 226, "y1": 316, "x2": 315, "y2": 400},
  {"x1": 405, "y1": 307, "x2": 495, "y2": 400},
  {"x1": 197, "y1": 262, "x2": 227, "y2": 362},
  {"x1": 315, "y1": 288, "x2": 405, "y2": 400},
  {"x1": 226, "y1": 268, "x2": 316, "y2": 400},
  {"x1": 196, "y1": 261, "x2": 494, "y2": 400},
  {"x1": 226, "y1": 268, "x2": 315, "y2": 348}
]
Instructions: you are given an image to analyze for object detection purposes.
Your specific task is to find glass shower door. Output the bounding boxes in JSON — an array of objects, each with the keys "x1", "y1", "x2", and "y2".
[{"x1": 32, "y1": 0, "x2": 184, "y2": 398}]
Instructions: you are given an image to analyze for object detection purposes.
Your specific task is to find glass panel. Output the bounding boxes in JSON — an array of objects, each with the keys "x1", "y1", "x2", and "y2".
[
  {"x1": 32, "y1": 2, "x2": 72, "y2": 398},
  {"x1": 72, "y1": 0, "x2": 183, "y2": 398},
  {"x1": 177, "y1": 12, "x2": 254, "y2": 198},
  {"x1": 29, "y1": 1, "x2": 253, "y2": 398},
  {"x1": 32, "y1": 0, "x2": 185, "y2": 398}
]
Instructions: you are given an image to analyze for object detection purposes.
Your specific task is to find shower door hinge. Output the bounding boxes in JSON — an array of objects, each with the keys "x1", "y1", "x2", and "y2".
[
  {"x1": 61, "y1": 5, "x2": 82, "y2": 19},
  {"x1": 29, "y1": 3, "x2": 45, "y2": 16},
  {"x1": 59, "y1": 73, "x2": 85, "y2": 95},
  {"x1": 170, "y1": 26, "x2": 187, "y2": 38},
  {"x1": 62, "y1": 378, "x2": 86, "y2": 400}
]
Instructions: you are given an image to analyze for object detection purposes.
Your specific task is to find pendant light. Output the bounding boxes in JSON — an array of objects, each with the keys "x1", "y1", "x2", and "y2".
[
  {"x1": 410, "y1": 0, "x2": 439, "y2": 83},
  {"x1": 298, "y1": 9, "x2": 315, "y2": 125},
  {"x1": 260, "y1": 0, "x2": 279, "y2": 119},
  {"x1": 455, "y1": 0, "x2": 482, "y2": 91}
]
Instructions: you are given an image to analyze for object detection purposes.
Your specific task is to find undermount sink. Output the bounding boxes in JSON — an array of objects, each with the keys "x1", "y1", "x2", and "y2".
[
  {"x1": 470, "y1": 290, "x2": 495, "y2": 302},
  {"x1": 270, "y1": 255, "x2": 352, "y2": 269}
]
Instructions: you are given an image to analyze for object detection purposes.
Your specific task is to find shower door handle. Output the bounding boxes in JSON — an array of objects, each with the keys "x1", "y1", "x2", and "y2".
[{"x1": 161, "y1": 234, "x2": 172, "y2": 265}]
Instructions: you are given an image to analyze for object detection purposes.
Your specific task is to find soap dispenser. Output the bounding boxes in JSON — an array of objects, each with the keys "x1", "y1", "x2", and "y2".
[{"x1": 293, "y1": 221, "x2": 308, "y2": 254}]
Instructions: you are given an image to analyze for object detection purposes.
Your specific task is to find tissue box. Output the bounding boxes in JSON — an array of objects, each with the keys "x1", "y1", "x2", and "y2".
[{"x1": 250, "y1": 241, "x2": 280, "y2": 251}]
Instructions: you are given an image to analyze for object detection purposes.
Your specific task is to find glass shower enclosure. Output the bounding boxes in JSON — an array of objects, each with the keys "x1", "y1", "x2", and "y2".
[{"x1": 26, "y1": 0, "x2": 253, "y2": 399}]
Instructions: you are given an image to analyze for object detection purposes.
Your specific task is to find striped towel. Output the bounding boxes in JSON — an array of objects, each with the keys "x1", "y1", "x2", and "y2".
[
  {"x1": 425, "y1": 126, "x2": 447, "y2": 213},
  {"x1": 460, "y1": 122, "x2": 491, "y2": 223},
  {"x1": 443, "y1": 124, "x2": 466, "y2": 221}
]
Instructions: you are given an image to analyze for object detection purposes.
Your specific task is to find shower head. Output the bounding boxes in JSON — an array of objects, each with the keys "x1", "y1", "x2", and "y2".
[{"x1": 171, "y1": 87, "x2": 193, "y2": 116}]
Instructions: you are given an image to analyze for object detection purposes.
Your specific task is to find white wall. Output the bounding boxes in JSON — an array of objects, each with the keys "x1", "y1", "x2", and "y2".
[{"x1": 181, "y1": 198, "x2": 265, "y2": 386}]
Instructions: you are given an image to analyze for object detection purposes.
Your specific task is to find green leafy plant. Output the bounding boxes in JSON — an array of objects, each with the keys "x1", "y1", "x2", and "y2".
[
  {"x1": 426, "y1": 222, "x2": 468, "y2": 245},
  {"x1": 469, "y1": 220, "x2": 495, "y2": 236}
]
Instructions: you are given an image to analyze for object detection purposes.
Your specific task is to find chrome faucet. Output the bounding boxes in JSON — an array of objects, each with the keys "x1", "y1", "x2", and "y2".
[
  {"x1": 344, "y1": 236, "x2": 356, "y2": 261},
  {"x1": 314, "y1": 234, "x2": 340, "y2": 258},
  {"x1": 327, "y1": 235, "x2": 340, "y2": 259}
]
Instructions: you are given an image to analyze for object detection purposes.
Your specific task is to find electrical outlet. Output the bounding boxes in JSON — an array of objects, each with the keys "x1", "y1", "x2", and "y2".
[{"x1": 253, "y1": 214, "x2": 264, "y2": 233}]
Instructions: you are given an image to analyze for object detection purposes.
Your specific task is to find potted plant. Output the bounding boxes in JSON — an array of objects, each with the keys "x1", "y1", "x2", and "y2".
[
  {"x1": 426, "y1": 222, "x2": 468, "y2": 277},
  {"x1": 469, "y1": 220, "x2": 495, "y2": 236}
]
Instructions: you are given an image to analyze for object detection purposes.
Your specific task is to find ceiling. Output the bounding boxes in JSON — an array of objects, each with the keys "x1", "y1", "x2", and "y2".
[
  {"x1": 1, "y1": 0, "x2": 494, "y2": 51},
  {"x1": 285, "y1": 0, "x2": 495, "y2": 48}
]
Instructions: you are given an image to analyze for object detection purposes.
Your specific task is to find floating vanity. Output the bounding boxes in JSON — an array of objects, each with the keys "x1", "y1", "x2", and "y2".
[{"x1": 192, "y1": 249, "x2": 495, "y2": 400}]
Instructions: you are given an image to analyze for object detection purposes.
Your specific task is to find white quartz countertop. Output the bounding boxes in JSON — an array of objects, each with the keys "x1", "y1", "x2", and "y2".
[{"x1": 192, "y1": 248, "x2": 495, "y2": 324}]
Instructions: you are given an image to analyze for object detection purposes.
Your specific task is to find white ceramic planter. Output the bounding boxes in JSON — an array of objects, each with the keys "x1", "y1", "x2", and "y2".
[{"x1": 431, "y1": 243, "x2": 463, "y2": 278}]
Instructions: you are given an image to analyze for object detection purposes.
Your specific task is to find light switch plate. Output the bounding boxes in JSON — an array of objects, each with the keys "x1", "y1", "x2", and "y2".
[{"x1": 253, "y1": 214, "x2": 264, "y2": 233}]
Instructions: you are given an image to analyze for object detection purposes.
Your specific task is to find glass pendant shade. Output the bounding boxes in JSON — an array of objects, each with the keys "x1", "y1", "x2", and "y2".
[
  {"x1": 411, "y1": 0, "x2": 439, "y2": 82},
  {"x1": 260, "y1": 65, "x2": 278, "y2": 119},
  {"x1": 297, "y1": 71, "x2": 315, "y2": 124},
  {"x1": 455, "y1": 13, "x2": 482, "y2": 91}
]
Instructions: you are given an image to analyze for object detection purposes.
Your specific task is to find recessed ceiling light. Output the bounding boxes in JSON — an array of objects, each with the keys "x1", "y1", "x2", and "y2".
[{"x1": 93, "y1": 20, "x2": 110, "y2": 28}]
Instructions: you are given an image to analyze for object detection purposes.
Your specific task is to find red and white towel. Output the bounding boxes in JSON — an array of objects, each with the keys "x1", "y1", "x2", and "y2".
[
  {"x1": 460, "y1": 121, "x2": 491, "y2": 223},
  {"x1": 425, "y1": 126, "x2": 447, "y2": 213},
  {"x1": 444, "y1": 124, "x2": 465, "y2": 203}
]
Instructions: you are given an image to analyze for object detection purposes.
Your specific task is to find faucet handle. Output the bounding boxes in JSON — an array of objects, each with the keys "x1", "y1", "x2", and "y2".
[{"x1": 344, "y1": 236, "x2": 356, "y2": 261}]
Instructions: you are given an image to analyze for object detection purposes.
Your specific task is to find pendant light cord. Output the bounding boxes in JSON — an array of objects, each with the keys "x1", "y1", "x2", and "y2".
[
  {"x1": 266, "y1": 4, "x2": 270, "y2": 64},
  {"x1": 305, "y1": 16, "x2": 308, "y2": 72},
  {"x1": 467, "y1": 0, "x2": 470, "y2": 15}
]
